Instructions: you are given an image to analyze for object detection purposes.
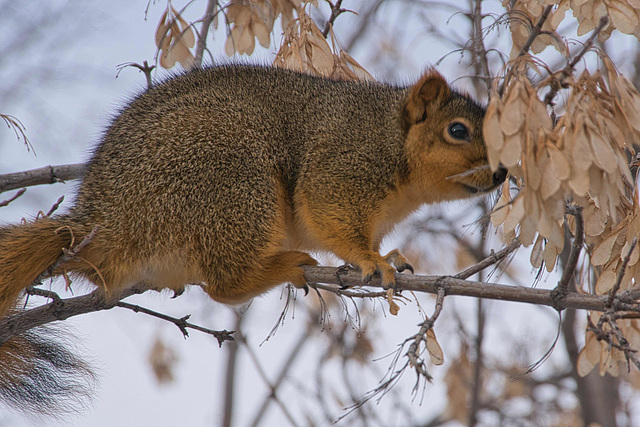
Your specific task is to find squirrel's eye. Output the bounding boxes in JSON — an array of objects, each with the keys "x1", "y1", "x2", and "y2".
[{"x1": 448, "y1": 122, "x2": 470, "y2": 141}]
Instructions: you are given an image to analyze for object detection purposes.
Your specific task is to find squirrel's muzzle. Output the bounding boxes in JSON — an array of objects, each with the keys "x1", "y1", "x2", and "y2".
[
  {"x1": 492, "y1": 166, "x2": 508, "y2": 187},
  {"x1": 446, "y1": 164, "x2": 508, "y2": 194}
]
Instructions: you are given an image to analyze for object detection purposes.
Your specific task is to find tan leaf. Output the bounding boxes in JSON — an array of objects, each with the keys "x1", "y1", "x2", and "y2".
[
  {"x1": 543, "y1": 240, "x2": 559, "y2": 272},
  {"x1": 572, "y1": 120, "x2": 593, "y2": 170},
  {"x1": 426, "y1": 328, "x2": 444, "y2": 365},
  {"x1": 484, "y1": 98, "x2": 505, "y2": 171},
  {"x1": 621, "y1": 239, "x2": 640, "y2": 266},
  {"x1": 547, "y1": 144, "x2": 570, "y2": 180},
  {"x1": 251, "y1": 18, "x2": 271, "y2": 48},
  {"x1": 568, "y1": 164, "x2": 591, "y2": 196},
  {"x1": 589, "y1": 131, "x2": 618, "y2": 174},
  {"x1": 386, "y1": 289, "x2": 400, "y2": 315},
  {"x1": 585, "y1": 205, "x2": 608, "y2": 236},
  {"x1": 501, "y1": 133, "x2": 523, "y2": 168},
  {"x1": 504, "y1": 194, "x2": 525, "y2": 236},
  {"x1": 155, "y1": 9, "x2": 171, "y2": 50},
  {"x1": 607, "y1": 0, "x2": 640, "y2": 35},
  {"x1": 595, "y1": 267, "x2": 617, "y2": 294},
  {"x1": 599, "y1": 345, "x2": 620, "y2": 377},
  {"x1": 501, "y1": 82, "x2": 525, "y2": 136},
  {"x1": 592, "y1": 230, "x2": 621, "y2": 266},
  {"x1": 577, "y1": 330, "x2": 600, "y2": 377},
  {"x1": 520, "y1": 215, "x2": 539, "y2": 247},
  {"x1": 530, "y1": 234, "x2": 544, "y2": 268},
  {"x1": 491, "y1": 180, "x2": 511, "y2": 227},
  {"x1": 176, "y1": 14, "x2": 195, "y2": 47},
  {"x1": 540, "y1": 162, "x2": 561, "y2": 200}
]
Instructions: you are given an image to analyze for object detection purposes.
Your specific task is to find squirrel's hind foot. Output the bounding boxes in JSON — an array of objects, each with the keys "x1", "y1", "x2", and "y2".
[{"x1": 383, "y1": 249, "x2": 414, "y2": 274}]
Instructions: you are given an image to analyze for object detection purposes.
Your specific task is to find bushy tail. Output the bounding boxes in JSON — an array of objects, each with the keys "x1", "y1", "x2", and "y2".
[
  {"x1": 0, "y1": 216, "x2": 83, "y2": 317},
  {"x1": 0, "y1": 325, "x2": 96, "y2": 417},
  {"x1": 0, "y1": 216, "x2": 95, "y2": 416}
]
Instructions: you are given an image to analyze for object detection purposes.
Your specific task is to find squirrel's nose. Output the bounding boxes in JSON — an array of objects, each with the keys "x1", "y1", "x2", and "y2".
[{"x1": 493, "y1": 166, "x2": 508, "y2": 186}]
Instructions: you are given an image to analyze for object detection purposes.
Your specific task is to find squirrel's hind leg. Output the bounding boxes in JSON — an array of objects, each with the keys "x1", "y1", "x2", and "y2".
[{"x1": 202, "y1": 250, "x2": 317, "y2": 304}]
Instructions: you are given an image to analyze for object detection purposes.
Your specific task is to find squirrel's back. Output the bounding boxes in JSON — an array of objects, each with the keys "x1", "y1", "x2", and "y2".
[{"x1": 70, "y1": 65, "x2": 414, "y2": 303}]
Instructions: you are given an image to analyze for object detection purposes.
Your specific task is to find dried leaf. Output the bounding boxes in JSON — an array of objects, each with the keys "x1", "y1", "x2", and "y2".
[
  {"x1": 491, "y1": 180, "x2": 511, "y2": 227},
  {"x1": 547, "y1": 144, "x2": 570, "y2": 180},
  {"x1": 577, "y1": 330, "x2": 600, "y2": 377},
  {"x1": 426, "y1": 329, "x2": 444, "y2": 365},
  {"x1": 592, "y1": 230, "x2": 621, "y2": 266},
  {"x1": 595, "y1": 267, "x2": 617, "y2": 294},
  {"x1": 530, "y1": 235, "x2": 544, "y2": 268},
  {"x1": 484, "y1": 98, "x2": 505, "y2": 171},
  {"x1": 386, "y1": 289, "x2": 400, "y2": 315}
]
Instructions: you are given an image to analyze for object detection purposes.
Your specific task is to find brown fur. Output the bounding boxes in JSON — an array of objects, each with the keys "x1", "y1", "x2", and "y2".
[{"x1": 0, "y1": 64, "x2": 505, "y2": 414}]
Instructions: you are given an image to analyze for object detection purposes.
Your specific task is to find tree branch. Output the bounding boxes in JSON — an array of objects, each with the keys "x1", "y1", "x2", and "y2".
[
  {"x1": 303, "y1": 265, "x2": 610, "y2": 312},
  {"x1": 0, "y1": 285, "x2": 234, "y2": 347},
  {"x1": 553, "y1": 206, "x2": 584, "y2": 303},
  {"x1": 0, "y1": 163, "x2": 87, "y2": 194}
]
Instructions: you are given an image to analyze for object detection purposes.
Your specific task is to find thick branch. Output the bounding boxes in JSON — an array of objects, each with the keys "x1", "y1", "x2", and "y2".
[
  {"x1": 303, "y1": 266, "x2": 609, "y2": 312},
  {"x1": 0, "y1": 286, "x2": 234, "y2": 347},
  {"x1": 0, "y1": 163, "x2": 86, "y2": 194},
  {"x1": 0, "y1": 287, "x2": 142, "y2": 345}
]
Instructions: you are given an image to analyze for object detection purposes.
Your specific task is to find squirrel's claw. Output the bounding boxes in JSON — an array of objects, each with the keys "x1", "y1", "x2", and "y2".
[
  {"x1": 396, "y1": 262, "x2": 414, "y2": 274},
  {"x1": 383, "y1": 249, "x2": 413, "y2": 276}
]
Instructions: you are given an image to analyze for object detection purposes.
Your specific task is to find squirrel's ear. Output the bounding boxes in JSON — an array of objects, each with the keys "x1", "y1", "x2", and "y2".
[{"x1": 402, "y1": 69, "x2": 451, "y2": 126}]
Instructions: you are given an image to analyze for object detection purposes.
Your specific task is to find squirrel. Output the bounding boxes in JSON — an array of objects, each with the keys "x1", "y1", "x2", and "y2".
[{"x1": 0, "y1": 64, "x2": 506, "y2": 414}]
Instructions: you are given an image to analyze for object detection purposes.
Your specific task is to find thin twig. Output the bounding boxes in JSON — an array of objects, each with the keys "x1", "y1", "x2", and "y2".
[
  {"x1": 517, "y1": 5, "x2": 553, "y2": 58},
  {"x1": 0, "y1": 188, "x2": 26, "y2": 208},
  {"x1": 194, "y1": 0, "x2": 217, "y2": 67},
  {"x1": 44, "y1": 195, "x2": 65, "y2": 217},
  {"x1": 543, "y1": 16, "x2": 609, "y2": 106},
  {"x1": 30, "y1": 226, "x2": 98, "y2": 289},
  {"x1": 454, "y1": 239, "x2": 520, "y2": 279},
  {"x1": 406, "y1": 287, "x2": 446, "y2": 382},
  {"x1": 249, "y1": 331, "x2": 310, "y2": 427},
  {"x1": 116, "y1": 301, "x2": 233, "y2": 346},
  {"x1": 115, "y1": 61, "x2": 155, "y2": 89},
  {"x1": 322, "y1": 0, "x2": 348, "y2": 38},
  {"x1": 608, "y1": 239, "x2": 638, "y2": 307},
  {"x1": 238, "y1": 333, "x2": 301, "y2": 427}
]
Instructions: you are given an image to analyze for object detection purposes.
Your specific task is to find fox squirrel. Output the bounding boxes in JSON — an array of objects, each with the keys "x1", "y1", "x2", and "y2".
[{"x1": 0, "y1": 64, "x2": 506, "y2": 413}]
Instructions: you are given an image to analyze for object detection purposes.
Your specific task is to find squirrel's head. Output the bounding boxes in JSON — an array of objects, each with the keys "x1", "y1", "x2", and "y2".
[{"x1": 401, "y1": 69, "x2": 507, "y2": 202}]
